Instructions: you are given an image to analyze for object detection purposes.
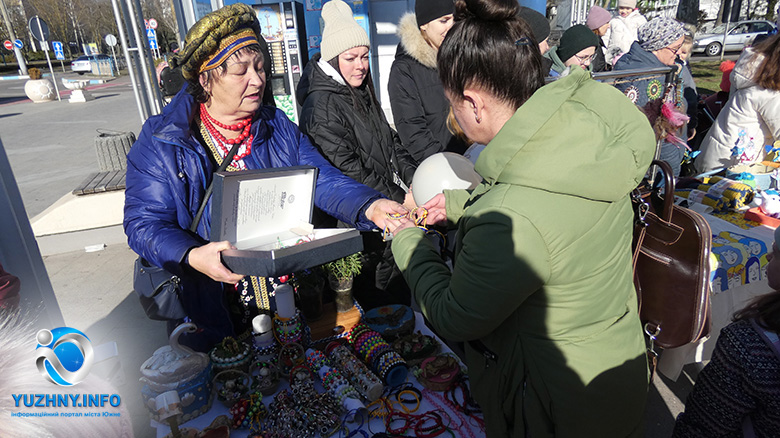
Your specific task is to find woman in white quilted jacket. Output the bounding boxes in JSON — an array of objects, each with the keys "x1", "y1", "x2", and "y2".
[
  {"x1": 695, "y1": 35, "x2": 780, "y2": 174},
  {"x1": 606, "y1": 0, "x2": 647, "y2": 64}
]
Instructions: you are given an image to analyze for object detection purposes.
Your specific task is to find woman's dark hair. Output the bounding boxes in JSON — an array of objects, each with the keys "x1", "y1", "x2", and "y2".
[
  {"x1": 734, "y1": 290, "x2": 780, "y2": 333},
  {"x1": 187, "y1": 45, "x2": 263, "y2": 103},
  {"x1": 327, "y1": 54, "x2": 382, "y2": 118},
  {"x1": 752, "y1": 34, "x2": 780, "y2": 91},
  {"x1": 438, "y1": 0, "x2": 544, "y2": 110}
]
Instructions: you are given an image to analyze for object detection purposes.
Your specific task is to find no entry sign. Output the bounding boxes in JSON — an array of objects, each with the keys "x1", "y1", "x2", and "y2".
[{"x1": 3, "y1": 40, "x2": 12, "y2": 51}]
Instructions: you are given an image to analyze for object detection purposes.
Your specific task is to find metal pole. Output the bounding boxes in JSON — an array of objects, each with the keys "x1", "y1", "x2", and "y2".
[
  {"x1": 0, "y1": 0, "x2": 27, "y2": 75},
  {"x1": 125, "y1": 0, "x2": 162, "y2": 115},
  {"x1": 110, "y1": 0, "x2": 147, "y2": 123},
  {"x1": 36, "y1": 19, "x2": 61, "y2": 102}
]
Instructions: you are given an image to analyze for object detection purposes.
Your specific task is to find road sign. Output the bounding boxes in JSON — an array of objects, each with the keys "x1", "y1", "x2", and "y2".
[
  {"x1": 52, "y1": 41, "x2": 64, "y2": 60},
  {"x1": 29, "y1": 16, "x2": 50, "y2": 42},
  {"x1": 3, "y1": 40, "x2": 11, "y2": 51},
  {"x1": 146, "y1": 28, "x2": 158, "y2": 50},
  {"x1": 105, "y1": 34, "x2": 117, "y2": 47},
  {"x1": 148, "y1": 18, "x2": 158, "y2": 29},
  {"x1": 144, "y1": 19, "x2": 149, "y2": 29},
  {"x1": 13, "y1": 39, "x2": 23, "y2": 49}
]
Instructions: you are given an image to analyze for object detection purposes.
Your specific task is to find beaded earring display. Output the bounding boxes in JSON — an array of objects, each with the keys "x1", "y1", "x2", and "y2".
[
  {"x1": 391, "y1": 332, "x2": 440, "y2": 366},
  {"x1": 213, "y1": 369, "x2": 252, "y2": 408},
  {"x1": 415, "y1": 355, "x2": 462, "y2": 391},
  {"x1": 305, "y1": 348, "x2": 366, "y2": 417},
  {"x1": 276, "y1": 342, "x2": 305, "y2": 375},
  {"x1": 325, "y1": 341, "x2": 384, "y2": 402},
  {"x1": 209, "y1": 337, "x2": 252, "y2": 373},
  {"x1": 348, "y1": 322, "x2": 408, "y2": 387},
  {"x1": 250, "y1": 360, "x2": 280, "y2": 396}
]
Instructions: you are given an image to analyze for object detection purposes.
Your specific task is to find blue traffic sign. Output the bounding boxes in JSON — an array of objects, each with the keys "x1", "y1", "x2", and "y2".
[
  {"x1": 52, "y1": 41, "x2": 64, "y2": 60},
  {"x1": 146, "y1": 28, "x2": 157, "y2": 50},
  {"x1": 13, "y1": 39, "x2": 23, "y2": 49}
]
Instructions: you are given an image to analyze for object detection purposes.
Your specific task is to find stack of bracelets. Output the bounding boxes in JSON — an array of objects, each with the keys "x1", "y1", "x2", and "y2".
[
  {"x1": 305, "y1": 348, "x2": 364, "y2": 412},
  {"x1": 325, "y1": 341, "x2": 384, "y2": 402},
  {"x1": 383, "y1": 207, "x2": 446, "y2": 249},
  {"x1": 228, "y1": 391, "x2": 267, "y2": 430},
  {"x1": 348, "y1": 322, "x2": 408, "y2": 387},
  {"x1": 259, "y1": 377, "x2": 342, "y2": 437},
  {"x1": 272, "y1": 309, "x2": 306, "y2": 345}
]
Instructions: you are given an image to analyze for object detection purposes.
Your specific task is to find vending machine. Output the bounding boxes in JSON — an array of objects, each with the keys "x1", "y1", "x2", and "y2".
[{"x1": 251, "y1": 1, "x2": 308, "y2": 123}]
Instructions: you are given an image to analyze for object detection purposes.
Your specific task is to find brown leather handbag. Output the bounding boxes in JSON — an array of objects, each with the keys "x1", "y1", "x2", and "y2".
[{"x1": 632, "y1": 160, "x2": 713, "y2": 351}]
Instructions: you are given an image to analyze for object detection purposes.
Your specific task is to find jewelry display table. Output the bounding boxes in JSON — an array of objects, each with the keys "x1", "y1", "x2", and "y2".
[{"x1": 153, "y1": 312, "x2": 484, "y2": 438}]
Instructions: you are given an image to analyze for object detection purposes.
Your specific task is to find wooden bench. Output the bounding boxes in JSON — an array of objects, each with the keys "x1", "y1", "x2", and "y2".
[{"x1": 72, "y1": 169, "x2": 126, "y2": 195}]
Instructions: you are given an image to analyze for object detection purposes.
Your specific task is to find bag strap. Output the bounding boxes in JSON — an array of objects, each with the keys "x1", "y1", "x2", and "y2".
[{"x1": 189, "y1": 140, "x2": 242, "y2": 233}]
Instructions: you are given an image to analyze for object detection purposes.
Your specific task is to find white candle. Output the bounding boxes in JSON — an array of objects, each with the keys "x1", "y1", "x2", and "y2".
[
  {"x1": 252, "y1": 314, "x2": 272, "y2": 334},
  {"x1": 274, "y1": 284, "x2": 296, "y2": 319}
]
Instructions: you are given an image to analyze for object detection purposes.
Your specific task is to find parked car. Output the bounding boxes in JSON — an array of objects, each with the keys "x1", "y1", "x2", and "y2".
[
  {"x1": 71, "y1": 54, "x2": 122, "y2": 75},
  {"x1": 693, "y1": 20, "x2": 777, "y2": 56}
]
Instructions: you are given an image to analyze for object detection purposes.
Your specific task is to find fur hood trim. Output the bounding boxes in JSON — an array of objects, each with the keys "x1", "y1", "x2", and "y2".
[{"x1": 397, "y1": 12, "x2": 438, "y2": 69}]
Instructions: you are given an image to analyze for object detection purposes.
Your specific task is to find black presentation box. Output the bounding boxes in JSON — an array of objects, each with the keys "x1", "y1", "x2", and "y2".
[{"x1": 211, "y1": 166, "x2": 363, "y2": 277}]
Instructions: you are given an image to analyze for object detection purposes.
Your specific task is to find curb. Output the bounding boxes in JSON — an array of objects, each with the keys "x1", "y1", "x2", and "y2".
[{"x1": 0, "y1": 74, "x2": 115, "y2": 84}]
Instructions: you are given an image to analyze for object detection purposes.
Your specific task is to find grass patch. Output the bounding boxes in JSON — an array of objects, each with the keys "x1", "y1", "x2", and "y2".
[{"x1": 690, "y1": 60, "x2": 725, "y2": 96}]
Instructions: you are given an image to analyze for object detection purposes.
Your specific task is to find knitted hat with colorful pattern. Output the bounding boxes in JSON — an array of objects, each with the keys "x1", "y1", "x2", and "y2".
[{"x1": 174, "y1": 3, "x2": 261, "y2": 82}]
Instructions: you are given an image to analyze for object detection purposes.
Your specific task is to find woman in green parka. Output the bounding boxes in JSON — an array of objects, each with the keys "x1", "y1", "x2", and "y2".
[{"x1": 390, "y1": 0, "x2": 656, "y2": 436}]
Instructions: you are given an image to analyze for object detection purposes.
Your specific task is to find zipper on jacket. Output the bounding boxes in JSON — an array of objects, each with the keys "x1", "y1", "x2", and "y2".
[{"x1": 469, "y1": 339, "x2": 498, "y2": 367}]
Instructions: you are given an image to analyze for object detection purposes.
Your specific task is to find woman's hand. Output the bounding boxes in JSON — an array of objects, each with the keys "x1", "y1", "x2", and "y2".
[
  {"x1": 366, "y1": 198, "x2": 408, "y2": 232},
  {"x1": 187, "y1": 241, "x2": 245, "y2": 284},
  {"x1": 422, "y1": 193, "x2": 447, "y2": 225}
]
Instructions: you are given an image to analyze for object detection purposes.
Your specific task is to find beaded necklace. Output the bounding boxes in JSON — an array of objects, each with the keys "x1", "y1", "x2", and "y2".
[{"x1": 198, "y1": 104, "x2": 253, "y2": 169}]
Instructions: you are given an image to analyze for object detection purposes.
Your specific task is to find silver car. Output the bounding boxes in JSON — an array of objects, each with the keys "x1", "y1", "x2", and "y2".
[{"x1": 693, "y1": 20, "x2": 776, "y2": 56}]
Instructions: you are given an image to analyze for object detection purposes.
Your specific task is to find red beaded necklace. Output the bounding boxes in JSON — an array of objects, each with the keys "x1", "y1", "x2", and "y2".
[{"x1": 199, "y1": 103, "x2": 254, "y2": 162}]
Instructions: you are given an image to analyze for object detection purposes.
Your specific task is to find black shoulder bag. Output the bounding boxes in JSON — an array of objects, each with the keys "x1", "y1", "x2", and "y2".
[{"x1": 133, "y1": 140, "x2": 242, "y2": 321}]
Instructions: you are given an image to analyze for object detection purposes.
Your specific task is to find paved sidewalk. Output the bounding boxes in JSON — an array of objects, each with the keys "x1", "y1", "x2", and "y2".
[{"x1": 41, "y1": 237, "x2": 167, "y2": 438}]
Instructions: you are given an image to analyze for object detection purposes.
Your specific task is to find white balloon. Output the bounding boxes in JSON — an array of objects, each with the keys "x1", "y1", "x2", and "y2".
[{"x1": 412, "y1": 152, "x2": 483, "y2": 205}]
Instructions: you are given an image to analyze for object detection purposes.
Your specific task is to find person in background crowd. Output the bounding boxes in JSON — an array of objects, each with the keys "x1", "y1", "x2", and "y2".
[
  {"x1": 692, "y1": 60, "x2": 735, "y2": 150},
  {"x1": 389, "y1": 0, "x2": 468, "y2": 163},
  {"x1": 544, "y1": 24, "x2": 600, "y2": 76},
  {"x1": 297, "y1": 0, "x2": 417, "y2": 308},
  {"x1": 390, "y1": 0, "x2": 655, "y2": 434},
  {"x1": 518, "y1": 6, "x2": 553, "y2": 72},
  {"x1": 608, "y1": 0, "x2": 647, "y2": 65},
  {"x1": 678, "y1": 33, "x2": 699, "y2": 142},
  {"x1": 614, "y1": 17, "x2": 691, "y2": 177},
  {"x1": 672, "y1": 227, "x2": 780, "y2": 437},
  {"x1": 695, "y1": 34, "x2": 780, "y2": 174},
  {"x1": 679, "y1": 34, "x2": 694, "y2": 73},
  {"x1": 125, "y1": 3, "x2": 406, "y2": 351},
  {"x1": 586, "y1": 5, "x2": 612, "y2": 72}
]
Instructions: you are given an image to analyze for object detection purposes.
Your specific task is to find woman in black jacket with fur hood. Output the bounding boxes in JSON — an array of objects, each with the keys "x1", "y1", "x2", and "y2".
[
  {"x1": 388, "y1": 0, "x2": 468, "y2": 163},
  {"x1": 297, "y1": 0, "x2": 416, "y2": 306}
]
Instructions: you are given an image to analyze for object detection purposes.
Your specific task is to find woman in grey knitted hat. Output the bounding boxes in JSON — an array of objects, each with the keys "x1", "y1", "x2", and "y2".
[
  {"x1": 297, "y1": 0, "x2": 418, "y2": 308},
  {"x1": 613, "y1": 16, "x2": 698, "y2": 177}
]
